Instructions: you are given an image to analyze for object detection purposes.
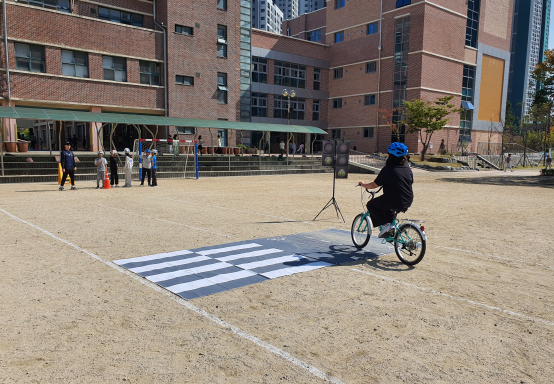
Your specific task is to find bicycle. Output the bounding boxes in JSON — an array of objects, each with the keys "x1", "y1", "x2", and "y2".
[{"x1": 351, "y1": 186, "x2": 427, "y2": 265}]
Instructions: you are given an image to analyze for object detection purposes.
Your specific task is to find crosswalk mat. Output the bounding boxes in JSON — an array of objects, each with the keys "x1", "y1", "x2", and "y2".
[{"x1": 114, "y1": 229, "x2": 392, "y2": 300}]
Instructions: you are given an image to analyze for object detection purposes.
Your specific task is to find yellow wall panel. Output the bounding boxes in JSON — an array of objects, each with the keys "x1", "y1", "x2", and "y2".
[{"x1": 478, "y1": 55, "x2": 505, "y2": 122}]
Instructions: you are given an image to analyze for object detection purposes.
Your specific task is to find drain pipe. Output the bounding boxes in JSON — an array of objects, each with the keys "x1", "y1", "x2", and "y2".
[
  {"x1": 375, "y1": 0, "x2": 383, "y2": 153},
  {"x1": 3, "y1": 0, "x2": 12, "y2": 141},
  {"x1": 153, "y1": 0, "x2": 168, "y2": 138}
]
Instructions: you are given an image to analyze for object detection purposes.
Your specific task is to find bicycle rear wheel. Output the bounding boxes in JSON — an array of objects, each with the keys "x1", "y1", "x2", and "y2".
[
  {"x1": 394, "y1": 223, "x2": 426, "y2": 265},
  {"x1": 351, "y1": 214, "x2": 372, "y2": 248}
]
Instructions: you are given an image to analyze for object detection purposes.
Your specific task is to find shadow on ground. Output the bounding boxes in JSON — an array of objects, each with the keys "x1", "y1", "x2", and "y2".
[{"x1": 440, "y1": 175, "x2": 554, "y2": 188}]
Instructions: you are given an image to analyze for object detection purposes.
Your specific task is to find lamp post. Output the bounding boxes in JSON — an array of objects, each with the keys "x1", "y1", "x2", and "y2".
[{"x1": 282, "y1": 89, "x2": 295, "y2": 159}]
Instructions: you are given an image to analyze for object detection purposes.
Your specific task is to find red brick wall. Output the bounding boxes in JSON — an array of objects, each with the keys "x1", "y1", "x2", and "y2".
[
  {"x1": 282, "y1": 8, "x2": 326, "y2": 44},
  {"x1": 252, "y1": 29, "x2": 330, "y2": 61}
]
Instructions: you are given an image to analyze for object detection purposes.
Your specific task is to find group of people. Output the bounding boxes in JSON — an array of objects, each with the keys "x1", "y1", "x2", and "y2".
[{"x1": 58, "y1": 141, "x2": 156, "y2": 190}]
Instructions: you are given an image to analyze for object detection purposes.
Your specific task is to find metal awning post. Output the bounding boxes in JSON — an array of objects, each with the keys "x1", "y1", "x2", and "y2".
[
  {"x1": 1, "y1": 118, "x2": 4, "y2": 176},
  {"x1": 48, "y1": 122, "x2": 52, "y2": 155},
  {"x1": 58, "y1": 121, "x2": 62, "y2": 153},
  {"x1": 311, "y1": 133, "x2": 317, "y2": 159}
]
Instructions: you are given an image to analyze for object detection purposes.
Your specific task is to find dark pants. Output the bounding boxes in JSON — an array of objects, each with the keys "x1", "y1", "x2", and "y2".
[
  {"x1": 151, "y1": 169, "x2": 157, "y2": 186},
  {"x1": 61, "y1": 168, "x2": 75, "y2": 186},
  {"x1": 110, "y1": 168, "x2": 119, "y2": 186},
  {"x1": 366, "y1": 196, "x2": 406, "y2": 228},
  {"x1": 141, "y1": 168, "x2": 151, "y2": 185}
]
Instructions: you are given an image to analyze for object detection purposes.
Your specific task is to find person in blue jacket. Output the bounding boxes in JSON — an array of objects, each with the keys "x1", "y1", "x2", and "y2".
[
  {"x1": 59, "y1": 140, "x2": 77, "y2": 191},
  {"x1": 151, "y1": 149, "x2": 158, "y2": 187}
]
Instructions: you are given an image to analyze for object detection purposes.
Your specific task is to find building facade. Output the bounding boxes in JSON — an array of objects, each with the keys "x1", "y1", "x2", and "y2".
[
  {"x1": 284, "y1": 0, "x2": 513, "y2": 154},
  {"x1": 252, "y1": 0, "x2": 284, "y2": 34},
  {"x1": 299, "y1": 0, "x2": 326, "y2": 15},
  {"x1": 276, "y1": 0, "x2": 299, "y2": 20}
]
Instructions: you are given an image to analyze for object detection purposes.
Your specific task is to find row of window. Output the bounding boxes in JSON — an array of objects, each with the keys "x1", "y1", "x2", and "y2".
[
  {"x1": 330, "y1": 128, "x2": 374, "y2": 139},
  {"x1": 14, "y1": 43, "x2": 161, "y2": 85},
  {"x1": 336, "y1": 0, "x2": 410, "y2": 11},
  {"x1": 332, "y1": 94, "x2": 376, "y2": 109},
  {"x1": 174, "y1": 23, "x2": 228, "y2": 58},
  {"x1": 252, "y1": 58, "x2": 322, "y2": 91},
  {"x1": 333, "y1": 62, "x2": 376, "y2": 79},
  {"x1": 174, "y1": 73, "x2": 228, "y2": 104},
  {"x1": 334, "y1": 22, "x2": 378, "y2": 44},
  {"x1": 251, "y1": 93, "x2": 320, "y2": 121}
]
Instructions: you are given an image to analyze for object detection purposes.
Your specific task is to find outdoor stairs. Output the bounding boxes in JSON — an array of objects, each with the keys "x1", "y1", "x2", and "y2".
[
  {"x1": 473, "y1": 153, "x2": 501, "y2": 170},
  {"x1": 0, "y1": 152, "x2": 332, "y2": 184}
]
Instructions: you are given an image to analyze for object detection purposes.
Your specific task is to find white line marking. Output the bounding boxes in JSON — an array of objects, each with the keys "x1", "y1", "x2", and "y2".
[
  {"x1": 166, "y1": 270, "x2": 257, "y2": 293},
  {"x1": 351, "y1": 268, "x2": 554, "y2": 327},
  {"x1": 217, "y1": 248, "x2": 284, "y2": 262},
  {"x1": 92, "y1": 202, "x2": 231, "y2": 238},
  {"x1": 237, "y1": 255, "x2": 305, "y2": 270},
  {"x1": 129, "y1": 256, "x2": 212, "y2": 274},
  {"x1": 434, "y1": 246, "x2": 554, "y2": 270},
  {"x1": 197, "y1": 243, "x2": 262, "y2": 256},
  {"x1": 149, "y1": 262, "x2": 234, "y2": 283},
  {"x1": 0, "y1": 208, "x2": 344, "y2": 384},
  {"x1": 165, "y1": 197, "x2": 314, "y2": 225},
  {"x1": 114, "y1": 250, "x2": 194, "y2": 265},
  {"x1": 262, "y1": 262, "x2": 332, "y2": 279}
]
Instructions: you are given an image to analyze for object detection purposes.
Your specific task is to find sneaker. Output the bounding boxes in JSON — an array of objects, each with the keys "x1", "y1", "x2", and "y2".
[
  {"x1": 96, "y1": 186, "x2": 99, "y2": 189},
  {"x1": 378, "y1": 223, "x2": 394, "y2": 238},
  {"x1": 59, "y1": 186, "x2": 66, "y2": 191},
  {"x1": 71, "y1": 186, "x2": 77, "y2": 190}
]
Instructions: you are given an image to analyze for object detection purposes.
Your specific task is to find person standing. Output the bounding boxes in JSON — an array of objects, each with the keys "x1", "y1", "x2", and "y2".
[
  {"x1": 140, "y1": 149, "x2": 152, "y2": 186},
  {"x1": 504, "y1": 154, "x2": 513, "y2": 172},
  {"x1": 59, "y1": 140, "x2": 77, "y2": 191},
  {"x1": 279, "y1": 140, "x2": 285, "y2": 159},
  {"x1": 109, "y1": 150, "x2": 120, "y2": 187},
  {"x1": 151, "y1": 149, "x2": 158, "y2": 187},
  {"x1": 94, "y1": 150, "x2": 107, "y2": 189},
  {"x1": 123, "y1": 148, "x2": 133, "y2": 187},
  {"x1": 72, "y1": 135, "x2": 78, "y2": 151},
  {"x1": 82, "y1": 137, "x2": 87, "y2": 151},
  {"x1": 546, "y1": 155, "x2": 552, "y2": 170},
  {"x1": 173, "y1": 134, "x2": 179, "y2": 155},
  {"x1": 217, "y1": 135, "x2": 222, "y2": 155},
  {"x1": 198, "y1": 135, "x2": 203, "y2": 155}
]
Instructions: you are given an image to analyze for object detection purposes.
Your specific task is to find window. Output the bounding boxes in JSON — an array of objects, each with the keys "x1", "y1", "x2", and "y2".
[
  {"x1": 314, "y1": 68, "x2": 321, "y2": 90},
  {"x1": 217, "y1": 0, "x2": 227, "y2": 10},
  {"x1": 366, "y1": 61, "x2": 377, "y2": 73},
  {"x1": 460, "y1": 64, "x2": 475, "y2": 142},
  {"x1": 334, "y1": 68, "x2": 343, "y2": 79},
  {"x1": 335, "y1": 31, "x2": 344, "y2": 43},
  {"x1": 217, "y1": 25, "x2": 227, "y2": 57},
  {"x1": 218, "y1": 129, "x2": 228, "y2": 146},
  {"x1": 102, "y1": 56, "x2": 127, "y2": 82},
  {"x1": 392, "y1": 16, "x2": 410, "y2": 123},
  {"x1": 176, "y1": 25, "x2": 193, "y2": 35},
  {"x1": 273, "y1": 96, "x2": 305, "y2": 120},
  {"x1": 14, "y1": 43, "x2": 45, "y2": 73},
  {"x1": 176, "y1": 75, "x2": 194, "y2": 85},
  {"x1": 139, "y1": 61, "x2": 160, "y2": 85},
  {"x1": 367, "y1": 22, "x2": 378, "y2": 35},
  {"x1": 363, "y1": 127, "x2": 374, "y2": 138},
  {"x1": 331, "y1": 129, "x2": 341, "y2": 139},
  {"x1": 274, "y1": 61, "x2": 306, "y2": 89},
  {"x1": 217, "y1": 72, "x2": 227, "y2": 104},
  {"x1": 335, "y1": 0, "x2": 345, "y2": 9},
  {"x1": 396, "y1": 0, "x2": 411, "y2": 7},
  {"x1": 251, "y1": 93, "x2": 268, "y2": 117},
  {"x1": 98, "y1": 7, "x2": 144, "y2": 27},
  {"x1": 252, "y1": 57, "x2": 268, "y2": 83},
  {"x1": 364, "y1": 94, "x2": 376, "y2": 105},
  {"x1": 465, "y1": 0, "x2": 481, "y2": 48},
  {"x1": 61, "y1": 50, "x2": 88, "y2": 78},
  {"x1": 16, "y1": 0, "x2": 69, "y2": 12},
  {"x1": 308, "y1": 29, "x2": 321, "y2": 42},
  {"x1": 313, "y1": 100, "x2": 320, "y2": 121},
  {"x1": 333, "y1": 98, "x2": 342, "y2": 109},
  {"x1": 177, "y1": 127, "x2": 195, "y2": 134}
]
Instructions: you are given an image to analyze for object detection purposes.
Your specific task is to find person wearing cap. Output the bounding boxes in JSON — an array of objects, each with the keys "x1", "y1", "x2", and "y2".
[
  {"x1": 151, "y1": 149, "x2": 158, "y2": 187},
  {"x1": 109, "y1": 149, "x2": 120, "y2": 187},
  {"x1": 59, "y1": 140, "x2": 77, "y2": 191},
  {"x1": 123, "y1": 148, "x2": 133, "y2": 187},
  {"x1": 140, "y1": 149, "x2": 152, "y2": 186},
  {"x1": 94, "y1": 150, "x2": 107, "y2": 189}
]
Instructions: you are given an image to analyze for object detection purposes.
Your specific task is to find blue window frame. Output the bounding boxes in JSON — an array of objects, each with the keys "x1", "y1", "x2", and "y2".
[
  {"x1": 335, "y1": 31, "x2": 344, "y2": 43},
  {"x1": 367, "y1": 22, "x2": 378, "y2": 35},
  {"x1": 335, "y1": 0, "x2": 345, "y2": 9},
  {"x1": 396, "y1": 0, "x2": 411, "y2": 7}
]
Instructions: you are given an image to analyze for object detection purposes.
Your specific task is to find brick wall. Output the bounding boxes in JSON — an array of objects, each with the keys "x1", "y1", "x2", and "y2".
[{"x1": 252, "y1": 29, "x2": 330, "y2": 60}]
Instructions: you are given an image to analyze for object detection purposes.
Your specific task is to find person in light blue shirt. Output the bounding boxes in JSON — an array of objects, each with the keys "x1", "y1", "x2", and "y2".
[{"x1": 151, "y1": 149, "x2": 158, "y2": 187}]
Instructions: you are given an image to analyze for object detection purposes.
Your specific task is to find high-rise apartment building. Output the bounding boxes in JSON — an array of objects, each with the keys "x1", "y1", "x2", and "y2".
[
  {"x1": 252, "y1": 0, "x2": 284, "y2": 34},
  {"x1": 299, "y1": 0, "x2": 326, "y2": 15},
  {"x1": 509, "y1": 0, "x2": 551, "y2": 121},
  {"x1": 276, "y1": 0, "x2": 299, "y2": 20}
]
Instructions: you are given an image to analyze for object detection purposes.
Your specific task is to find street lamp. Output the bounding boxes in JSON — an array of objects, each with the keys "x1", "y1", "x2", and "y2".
[{"x1": 282, "y1": 89, "x2": 296, "y2": 158}]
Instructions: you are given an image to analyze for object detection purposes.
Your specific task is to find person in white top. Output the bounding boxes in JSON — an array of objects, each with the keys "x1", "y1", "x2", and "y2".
[
  {"x1": 217, "y1": 135, "x2": 222, "y2": 155},
  {"x1": 297, "y1": 143, "x2": 305, "y2": 154},
  {"x1": 123, "y1": 148, "x2": 134, "y2": 187}
]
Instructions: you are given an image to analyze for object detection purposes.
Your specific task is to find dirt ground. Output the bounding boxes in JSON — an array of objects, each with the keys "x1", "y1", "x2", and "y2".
[{"x1": 0, "y1": 169, "x2": 553, "y2": 383}]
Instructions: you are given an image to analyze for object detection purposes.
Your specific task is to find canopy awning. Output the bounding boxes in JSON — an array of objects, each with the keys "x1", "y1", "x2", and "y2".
[{"x1": 0, "y1": 106, "x2": 327, "y2": 134}]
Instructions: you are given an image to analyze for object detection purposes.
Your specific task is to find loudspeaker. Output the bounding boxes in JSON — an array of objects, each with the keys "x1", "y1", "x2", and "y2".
[
  {"x1": 335, "y1": 141, "x2": 350, "y2": 178},
  {"x1": 321, "y1": 140, "x2": 336, "y2": 167}
]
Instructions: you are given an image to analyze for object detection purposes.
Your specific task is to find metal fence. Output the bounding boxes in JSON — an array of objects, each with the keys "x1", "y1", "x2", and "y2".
[{"x1": 349, "y1": 150, "x2": 387, "y2": 169}]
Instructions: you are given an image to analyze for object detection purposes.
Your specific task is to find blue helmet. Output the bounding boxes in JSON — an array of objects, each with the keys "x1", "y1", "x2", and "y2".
[
  {"x1": 388, "y1": 142, "x2": 408, "y2": 157},
  {"x1": 145, "y1": 149, "x2": 151, "y2": 153}
]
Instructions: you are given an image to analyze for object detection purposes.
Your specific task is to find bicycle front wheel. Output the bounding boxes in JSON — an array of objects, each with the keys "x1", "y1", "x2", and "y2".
[
  {"x1": 351, "y1": 214, "x2": 372, "y2": 248},
  {"x1": 394, "y1": 223, "x2": 426, "y2": 265}
]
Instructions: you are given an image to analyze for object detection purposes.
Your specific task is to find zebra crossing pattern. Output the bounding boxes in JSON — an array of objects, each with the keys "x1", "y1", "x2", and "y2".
[{"x1": 114, "y1": 229, "x2": 392, "y2": 300}]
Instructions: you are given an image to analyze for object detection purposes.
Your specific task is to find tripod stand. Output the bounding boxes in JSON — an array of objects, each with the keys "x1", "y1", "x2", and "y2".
[{"x1": 313, "y1": 160, "x2": 345, "y2": 223}]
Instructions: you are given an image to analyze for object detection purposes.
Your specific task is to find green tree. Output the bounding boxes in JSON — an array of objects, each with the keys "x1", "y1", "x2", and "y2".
[{"x1": 402, "y1": 95, "x2": 460, "y2": 161}]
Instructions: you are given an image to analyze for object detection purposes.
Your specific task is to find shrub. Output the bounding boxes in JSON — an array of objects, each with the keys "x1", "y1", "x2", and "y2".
[{"x1": 541, "y1": 168, "x2": 554, "y2": 176}]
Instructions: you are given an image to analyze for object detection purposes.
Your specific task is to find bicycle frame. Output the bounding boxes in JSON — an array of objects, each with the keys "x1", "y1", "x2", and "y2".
[{"x1": 356, "y1": 211, "x2": 412, "y2": 245}]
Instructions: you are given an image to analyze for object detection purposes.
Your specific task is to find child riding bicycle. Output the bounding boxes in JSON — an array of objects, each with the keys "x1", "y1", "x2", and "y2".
[{"x1": 358, "y1": 142, "x2": 414, "y2": 238}]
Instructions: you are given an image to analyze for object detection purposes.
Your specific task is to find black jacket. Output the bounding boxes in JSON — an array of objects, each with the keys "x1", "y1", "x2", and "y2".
[{"x1": 60, "y1": 150, "x2": 75, "y2": 169}]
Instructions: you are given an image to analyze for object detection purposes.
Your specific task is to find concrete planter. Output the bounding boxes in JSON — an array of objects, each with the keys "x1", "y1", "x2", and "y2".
[
  {"x1": 3, "y1": 142, "x2": 17, "y2": 152},
  {"x1": 221, "y1": 147, "x2": 228, "y2": 155},
  {"x1": 17, "y1": 142, "x2": 29, "y2": 152},
  {"x1": 233, "y1": 147, "x2": 241, "y2": 155}
]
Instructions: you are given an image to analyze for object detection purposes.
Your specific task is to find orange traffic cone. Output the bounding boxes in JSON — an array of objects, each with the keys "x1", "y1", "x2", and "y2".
[{"x1": 103, "y1": 169, "x2": 111, "y2": 189}]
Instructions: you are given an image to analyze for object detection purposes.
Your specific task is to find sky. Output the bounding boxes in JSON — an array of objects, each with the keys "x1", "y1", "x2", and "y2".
[{"x1": 550, "y1": 6, "x2": 554, "y2": 49}]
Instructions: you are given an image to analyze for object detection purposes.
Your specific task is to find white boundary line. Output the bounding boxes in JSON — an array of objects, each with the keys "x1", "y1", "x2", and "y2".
[
  {"x1": 165, "y1": 198, "x2": 314, "y2": 225},
  {"x1": 0, "y1": 208, "x2": 344, "y2": 384},
  {"x1": 433, "y1": 245, "x2": 554, "y2": 270},
  {"x1": 91, "y1": 202, "x2": 232, "y2": 238},
  {"x1": 351, "y1": 268, "x2": 554, "y2": 327}
]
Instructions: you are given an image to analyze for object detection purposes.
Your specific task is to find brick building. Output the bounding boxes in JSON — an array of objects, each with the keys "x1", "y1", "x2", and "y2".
[{"x1": 283, "y1": 0, "x2": 513, "y2": 154}]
